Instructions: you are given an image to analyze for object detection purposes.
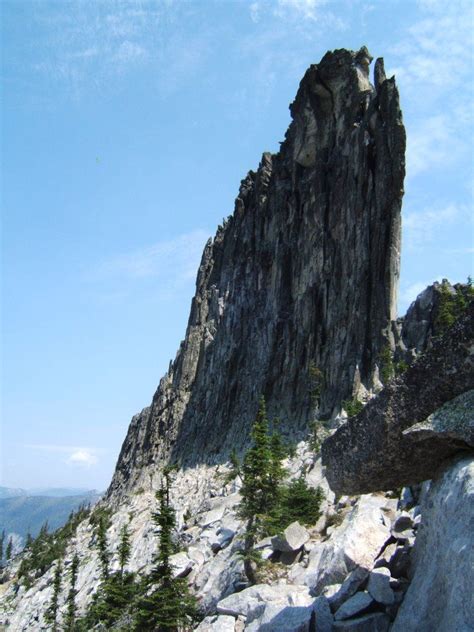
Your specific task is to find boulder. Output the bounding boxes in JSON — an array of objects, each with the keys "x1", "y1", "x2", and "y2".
[
  {"x1": 334, "y1": 591, "x2": 374, "y2": 620},
  {"x1": 313, "y1": 595, "x2": 334, "y2": 632},
  {"x1": 195, "y1": 614, "x2": 236, "y2": 632},
  {"x1": 327, "y1": 567, "x2": 369, "y2": 611},
  {"x1": 216, "y1": 583, "x2": 313, "y2": 618},
  {"x1": 245, "y1": 603, "x2": 314, "y2": 632},
  {"x1": 392, "y1": 456, "x2": 474, "y2": 632},
  {"x1": 301, "y1": 494, "x2": 391, "y2": 592},
  {"x1": 367, "y1": 567, "x2": 395, "y2": 605},
  {"x1": 333, "y1": 612, "x2": 391, "y2": 631},
  {"x1": 271, "y1": 522, "x2": 310, "y2": 552},
  {"x1": 390, "y1": 512, "x2": 415, "y2": 541},
  {"x1": 169, "y1": 552, "x2": 193, "y2": 578},
  {"x1": 198, "y1": 506, "x2": 226, "y2": 528},
  {"x1": 374, "y1": 542, "x2": 397, "y2": 569},
  {"x1": 322, "y1": 304, "x2": 474, "y2": 495}
]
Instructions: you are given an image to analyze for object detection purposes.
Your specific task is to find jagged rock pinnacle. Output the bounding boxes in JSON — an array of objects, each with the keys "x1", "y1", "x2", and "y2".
[{"x1": 108, "y1": 47, "x2": 406, "y2": 501}]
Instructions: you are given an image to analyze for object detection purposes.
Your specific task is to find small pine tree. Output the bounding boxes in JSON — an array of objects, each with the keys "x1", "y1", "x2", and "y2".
[
  {"x1": 0, "y1": 530, "x2": 5, "y2": 561},
  {"x1": 379, "y1": 344, "x2": 395, "y2": 383},
  {"x1": 133, "y1": 467, "x2": 197, "y2": 631},
  {"x1": 280, "y1": 477, "x2": 324, "y2": 526},
  {"x1": 95, "y1": 515, "x2": 110, "y2": 580},
  {"x1": 118, "y1": 523, "x2": 131, "y2": 579},
  {"x1": 223, "y1": 448, "x2": 241, "y2": 484},
  {"x1": 25, "y1": 531, "x2": 33, "y2": 549},
  {"x1": 64, "y1": 554, "x2": 80, "y2": 632},
  {"x1": 6, "y1": 537, "x2": 13, "y2": 561},
  {"x1": 45, "y1": 559, "x2": 62, "y2": 631},
  {"x1": 80, "y1": 572, "x2": 137, "y2": 630},
  {"x1": 239, "y1": 397, "x2": 286, "y2": 582}
]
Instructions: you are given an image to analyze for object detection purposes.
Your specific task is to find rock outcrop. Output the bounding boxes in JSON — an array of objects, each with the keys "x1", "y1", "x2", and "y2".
[
  {"x1": 391, "y1": 456, "x2": 474, "y2": 632},
  {"x1": 108, "y1": 47, "x2": 405, "y2": 501},
  {"x1": 322, "y1": 302, "x2": 474, "y2": 495}
]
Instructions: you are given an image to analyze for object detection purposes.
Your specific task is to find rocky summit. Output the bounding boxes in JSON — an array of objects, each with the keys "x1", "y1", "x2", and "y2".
[{"x1": 1, "y1": 47, "x2": 472, "y2": 632}]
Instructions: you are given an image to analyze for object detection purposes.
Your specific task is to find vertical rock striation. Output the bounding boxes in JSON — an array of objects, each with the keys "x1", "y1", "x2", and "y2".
[{"x1": 108, "y1": 47, "x2": 405, "y2": 501}]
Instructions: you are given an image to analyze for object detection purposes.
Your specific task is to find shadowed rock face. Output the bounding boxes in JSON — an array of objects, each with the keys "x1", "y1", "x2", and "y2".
[
  {"x1": 322, "y1": 302, "x2": 474, "y2": 496},
  {"x1": 391, "y1": 456, "x2": 474, "y2": 632},
  {"x1": 108, "y1": 47, "x2": 406, "y2": 501}
]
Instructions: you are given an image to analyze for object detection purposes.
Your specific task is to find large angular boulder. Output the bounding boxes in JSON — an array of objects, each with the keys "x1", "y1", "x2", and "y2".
[
  {"x1": 195, "y1": 614, "x2": 236, "y2": 632},
  {"x1": 271, "y1": 522, "x2": 310, "y2": 552},
  {"x1": 245, "y1": 603, "x2": 315, "y2": 632},
  {"x1": 333, "y1": 613, "x2": 391, "y2": 631},
  {"x1": 295, "y1": 494, "x2": 391, "y2": 592},
  {"x1": 322, "y1": 304, "x2": 474, "y2": 495},
  {"x1": 391, "y1": 456, "x2": 474, "y2": 632},
  {"x1": 334, "y1": 591, "x2": 374, "y2": 620},
  {"x1": 216, "y1": 583, "x2": 313, "y2": 618}
]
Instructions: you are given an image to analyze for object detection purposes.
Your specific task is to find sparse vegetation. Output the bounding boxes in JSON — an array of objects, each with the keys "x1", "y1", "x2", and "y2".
[
  {"x1": 395, "y1": 359, "x2": 409, "y2": 375},
  {"x1": 435, "y1": 278, "x2": 473, "y2": 334},
  {"x1": 308, "y1": 419, "x2": 329, "y2": 453},
  {"x1": 133, "y1": 467, "x2": 197, "y2": 631},
  {"x1": 17, "y1": 504, "x2": 91, "y2": 587},
  {"x1": 238, "y1": 397, "x2": 324, "y2": 583},
  {"x1": 342, "y1": 398, "x2": 364, "y2": 417},
  {"x1": 44, "y1": 560, "x2": 62, "y2": 631},
  {"x1": 379, "y1": 344, "x2": 395, "y2": 383},
  {"x1": 308, "y1": 361, "x2": 324, "y2": 405},
  {"x1": 64, "y1": 554, "x2": 80, "y2": 632}
]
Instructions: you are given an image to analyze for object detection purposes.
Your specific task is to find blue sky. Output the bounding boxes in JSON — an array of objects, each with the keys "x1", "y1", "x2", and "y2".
[{"x1": 2, "y1": 0, "x2": 473, "y2": 490}]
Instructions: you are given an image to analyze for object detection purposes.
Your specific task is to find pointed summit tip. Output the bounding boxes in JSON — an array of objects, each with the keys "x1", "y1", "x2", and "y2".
[
  {"x1": 374, "y1": 58, "x2": 387, "y2": 91},
  {"x1": 356, "y1": 46, "x2": 373, "y2": 65}
]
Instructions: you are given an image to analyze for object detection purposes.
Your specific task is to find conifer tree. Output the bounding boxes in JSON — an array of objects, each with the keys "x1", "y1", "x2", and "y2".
[
  {"x1": 118, "y1": 523, "x2": 131, "y2": 579},
  {"x1": 239, "y1": 397, "x2": 286, "y2": 582},
  {"x1": 95, "y1": 515, "x2": 110, "y2": 580},
  {"x1": 64, "y1": 554, "x2": 79, "y2": 632},
  {"x1": 0, "y1": 530, "x2": 5, "y2": 561},
  {"x1": 280, "y1": 476, "x2": 324, "y2": 526},
  {"x1": 134, "y1": 467, "x2": 197, "y2": 631},
  {"x1": 6, "y1": 537, "x2": 13, "y2": 561},
  {"x1": 45, "y1": 559, "x2": 62, "y2": 631},
  {"x1": 25, "y1": 531, "x2": 33, "y2": 549}
]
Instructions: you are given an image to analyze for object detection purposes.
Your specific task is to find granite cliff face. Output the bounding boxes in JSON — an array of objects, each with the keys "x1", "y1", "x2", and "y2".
[{"x1": 108, "y1": 47, "x2": 405, "y2": 501}]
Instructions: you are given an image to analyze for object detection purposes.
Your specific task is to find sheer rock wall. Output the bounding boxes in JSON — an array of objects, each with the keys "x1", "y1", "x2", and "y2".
[{"x1": 108, "y1": 47, "x2": 405, "y2": 502}]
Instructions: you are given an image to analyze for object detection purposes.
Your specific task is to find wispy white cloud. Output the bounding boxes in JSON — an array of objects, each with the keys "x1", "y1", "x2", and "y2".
[
  {"x1": 406, "y1": 115, "x2": 462, "y2": 177},
  {"x1": 388, "y1": 0, "x2": 473, "y2": 182},
  {"x1": 24, "y1": 444, "x2": 101, "y2": 468},
  {"x1": 86, "y1": 229, "x2": 210, "y2": 302},
  {"x1": 250, "y1": 2, "x2": 261, "y2": 23},
  {"x1": 67, "y1": 450, "x2": 98, "y2": 468},
  {"x1": 25, "y1": 2, "x2": 187, "y2": 96},
  {"x1": 403, "y1": 203, "x2": 463, "y2": 249},
  {"x1": 91, "y1": 229, "x2": 209, "y2": 282},
  {"x1": 276, "y1": 0, "x2": 328, "y2": 21}
]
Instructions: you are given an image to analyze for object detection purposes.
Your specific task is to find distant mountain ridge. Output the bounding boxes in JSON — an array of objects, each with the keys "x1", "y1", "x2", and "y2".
[
  {"x1": 0, "y1": 486, "x2": 98, "y2": 499},
  {"x1": 0, "y1": 490, "x2": 101, "y2": 543}
]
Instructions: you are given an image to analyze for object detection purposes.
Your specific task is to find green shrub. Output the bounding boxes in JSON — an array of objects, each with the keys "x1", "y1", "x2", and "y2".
[
  {"x1": 308, "y1": 362, "x2": 324, "y2": 404},
  {"x1": 379, "y1": 344, "x2": 395, "y2": 383},
  {"x1": 435, "y1": 279, "x2": 473, "y2": 334},
  {"x1": 342, "y1": 398, "x2": 364, "y2": 417}
]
